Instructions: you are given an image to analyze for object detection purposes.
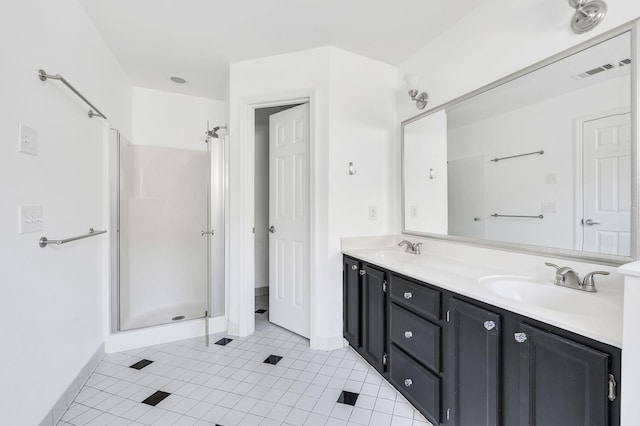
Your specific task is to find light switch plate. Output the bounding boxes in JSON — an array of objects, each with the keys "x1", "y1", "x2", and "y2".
[
  {"x1": 19, "y1": 205, "x2": 43, "y2": 234},
  {"x1": 18, "y1": 123, "x2": 38, "y2": 156}
]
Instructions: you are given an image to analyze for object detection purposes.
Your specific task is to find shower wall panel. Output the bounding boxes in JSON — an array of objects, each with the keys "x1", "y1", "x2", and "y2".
[{"x1": 120, "y1": 143, "x2": 208, "y2": 330}]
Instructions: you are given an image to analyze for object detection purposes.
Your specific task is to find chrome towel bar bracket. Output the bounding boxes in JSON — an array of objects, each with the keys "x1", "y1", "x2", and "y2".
[
  {"x1": 39, "y1": 228, "x2": 107, "y2": 248},
  {"x1": 38, "y1": 69, "x2": 107, "y2": 119}
]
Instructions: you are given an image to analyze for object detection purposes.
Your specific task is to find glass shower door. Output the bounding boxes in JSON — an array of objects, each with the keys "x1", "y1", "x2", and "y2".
[{"x1": 117, "y1": 138, "x2": 210, "y2": 331}]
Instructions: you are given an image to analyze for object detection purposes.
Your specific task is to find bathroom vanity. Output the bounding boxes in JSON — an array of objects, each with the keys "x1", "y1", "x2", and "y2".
[{"x1": 342, "y1": 248, "x2": 622, "y2": 426}]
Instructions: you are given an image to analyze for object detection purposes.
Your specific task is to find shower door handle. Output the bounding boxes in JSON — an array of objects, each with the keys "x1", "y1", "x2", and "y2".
[
  {"x1": 268, "y1": 226, "x2": 276, "y2": 234},
  {"x1": 201, "y1": 230, "x2": 214, "y2": 236}
]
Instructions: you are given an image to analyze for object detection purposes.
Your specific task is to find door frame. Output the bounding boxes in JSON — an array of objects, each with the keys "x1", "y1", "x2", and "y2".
[
  {"x1": 230, "y1": 89, "x2": 317, "y2": 345},
  {"x1": 573, "y1": 107, "x2": 630, "y2": 252}
]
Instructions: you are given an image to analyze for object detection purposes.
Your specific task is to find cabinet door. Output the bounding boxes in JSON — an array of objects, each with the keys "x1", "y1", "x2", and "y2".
[
  {"x1": 362, "y1": 264, "x2": 386, "y2": 373},
  {"x1": 517, "y1": 323, "x2": 610, "y2": 426},
  {"x1": 343, "y1": 257, "x2": 361, "y2": 348},
  {"x1": 448, "y1": 298, "x2": 501, "y2": 426}
]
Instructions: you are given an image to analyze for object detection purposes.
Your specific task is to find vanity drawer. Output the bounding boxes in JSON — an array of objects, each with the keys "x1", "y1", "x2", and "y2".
[
  {"x1": 390, "y1": 303, "x2": 440, "y2": 372},
  {"x1": 389, "y1": 344, "x2": 441, "y2": 425},
  {"x1": 390, "y1": 274, "x2": 441, "y2": 321}
]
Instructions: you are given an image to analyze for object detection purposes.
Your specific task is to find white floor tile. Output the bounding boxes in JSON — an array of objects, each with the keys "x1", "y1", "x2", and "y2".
[{"x1": 64, "y1": 298, "x2": 425, "y2": 426}]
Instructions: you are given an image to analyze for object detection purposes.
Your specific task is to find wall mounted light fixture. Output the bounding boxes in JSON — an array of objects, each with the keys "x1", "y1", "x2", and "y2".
[
  {"x1": 403, "y1": 74, "x2": 428, "y2": 110},
  {"x1": 568, "y1": 0, "x2": 607, "y2": 34}
]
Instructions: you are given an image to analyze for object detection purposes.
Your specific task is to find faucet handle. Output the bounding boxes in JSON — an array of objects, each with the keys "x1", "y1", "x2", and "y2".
[
  {"x1": 414, "y1": 242, "x2": 422, "y2": 255},
  {"x1": 582, "y1": 271, "x2": 610, "y2": 291},
  {"x1": 544, "y1": 262, "x2": 560, "y2": 270}
]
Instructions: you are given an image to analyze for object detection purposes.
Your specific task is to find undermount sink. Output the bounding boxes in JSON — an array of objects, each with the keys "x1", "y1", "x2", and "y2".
[{"x1": 477, "y1": 275, "x2": 613, "y2": 316}]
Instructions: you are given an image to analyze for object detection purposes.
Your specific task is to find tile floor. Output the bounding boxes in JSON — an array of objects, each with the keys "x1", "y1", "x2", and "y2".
[{"x1": 57, "y1": 296, "x2": 432, "y2": 425}]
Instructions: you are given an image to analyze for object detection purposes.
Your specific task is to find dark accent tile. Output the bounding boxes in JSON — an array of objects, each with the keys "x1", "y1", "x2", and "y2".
[
  {"x1": 129, "y1": 359, "x2": 154, "y2": 370},
  {"x1": 215, "y1": 337, "x2": 233, "y2": 346},
  {"x1": 337, "y1": 390, "x2": 359, "y2": 406},
  {"x1": 255, "y1": 309, "x2": 267, "y2": 314},
  {"x1": 142, "y1": 390, "x2": 171, "y2": 406},
  {"x1": 263, "y1": 355, "x2": 283, "y2": 365}
]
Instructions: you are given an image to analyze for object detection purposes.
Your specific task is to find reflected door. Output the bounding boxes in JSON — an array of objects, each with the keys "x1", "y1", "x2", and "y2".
[
  {"x1": 582, "y1": 112, "x2": 631, "y2": 256},
  {"x1": 268, "y1": 104, "x2": 310, "y2": 338}
]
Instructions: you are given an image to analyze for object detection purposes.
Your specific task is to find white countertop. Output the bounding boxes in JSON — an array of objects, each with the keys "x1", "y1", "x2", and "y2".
[{"x1": 343, "y1": 246, "x2": 624, "y2": 348}]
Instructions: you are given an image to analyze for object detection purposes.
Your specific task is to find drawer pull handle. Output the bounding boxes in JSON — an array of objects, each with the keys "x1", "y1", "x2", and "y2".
[
  {"x1": 404, "y1": 331, "x2": 413, "y2": 339},
  {"x1": 351, "y1": 265, "x2": 357, "y2": 270},
  {"x1": 484, "y1": 321, "x2": 496, "y2": 331},
  {"x1": 404, "y1": 292, "x2": 413, "y2": 300},
  {"x1": 404, "y1": 378, "x2": 413, "y2": 387},
  {"x1": 514, "y1": 332, "x2": 527, "y2": 343}
]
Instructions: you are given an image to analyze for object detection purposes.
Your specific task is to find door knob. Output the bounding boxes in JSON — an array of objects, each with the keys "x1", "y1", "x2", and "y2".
[
  {"x1": 268, "y1": 226, "x2": 276, "y2": 233},
  {"x1": 583, "y1": 219, "x2": 601, "y2": 226}
]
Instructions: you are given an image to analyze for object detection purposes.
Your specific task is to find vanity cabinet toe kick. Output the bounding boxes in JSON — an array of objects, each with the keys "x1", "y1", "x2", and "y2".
[{"x1": 343, "y1": 255, "x2": 621, "y2": 426}]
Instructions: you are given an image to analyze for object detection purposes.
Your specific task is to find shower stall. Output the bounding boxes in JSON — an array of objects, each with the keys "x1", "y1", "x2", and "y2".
[{"x1": 110, "y1": 128, "x2": 225, "y2": 332}]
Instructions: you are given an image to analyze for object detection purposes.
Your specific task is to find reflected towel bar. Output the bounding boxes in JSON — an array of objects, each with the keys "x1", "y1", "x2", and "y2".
[
  {"x1": 491, "y1": 213, "x2": 544, "y2": 219},
  {"x1": 38, "y1": 69, "x2": 107, "y2": 119},
  {"x1": 490, "y1": 150, "x2": 544, "y2": 162},
  {"x1": 39, "y1": 228, "x2": 107, "y2": 248}
]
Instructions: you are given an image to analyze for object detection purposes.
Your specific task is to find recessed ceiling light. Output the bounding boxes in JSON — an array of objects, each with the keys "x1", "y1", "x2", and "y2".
[{"x1": 170, "y1": 76, "x2": 186, "y2": 84}]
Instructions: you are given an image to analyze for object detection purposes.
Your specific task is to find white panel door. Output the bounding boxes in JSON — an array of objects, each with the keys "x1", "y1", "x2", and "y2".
[
  {"x1": 269, "y1": 104, "x2": 310, "y2": 338},
  {"x1": 582, "y1": 113, "x2": 631, "y2": 256}
]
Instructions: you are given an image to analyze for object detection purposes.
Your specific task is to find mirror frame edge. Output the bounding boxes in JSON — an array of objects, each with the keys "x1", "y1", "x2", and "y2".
[{"x1": 401, "y1": 18, "x2": 640, "y2": 267}]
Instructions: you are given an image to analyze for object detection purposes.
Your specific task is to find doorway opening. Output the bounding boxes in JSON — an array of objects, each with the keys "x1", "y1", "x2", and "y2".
[{"x1": 254, "y1": 103, "x2": 310, "y2": 337}]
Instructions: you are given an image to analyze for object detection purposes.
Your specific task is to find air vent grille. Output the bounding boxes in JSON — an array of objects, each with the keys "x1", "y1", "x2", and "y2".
[{"x1": 573, "y1": 58, "x2": 631, "y2": 79}]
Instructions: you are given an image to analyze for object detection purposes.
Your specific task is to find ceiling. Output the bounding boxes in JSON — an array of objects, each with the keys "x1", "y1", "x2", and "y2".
[{"x1": 78, "y1": 0, "x2": 486, "y2": 100}]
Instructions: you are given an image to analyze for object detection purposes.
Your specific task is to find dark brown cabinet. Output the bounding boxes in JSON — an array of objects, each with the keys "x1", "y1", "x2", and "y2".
[
  {"x1": 361, "y1": 263, "x2": 387, "y2": 373},
  {"x1": 342, "y1": 256, "x2": 361, "y2": 348},
  {"x1": 447, "y1": 298, "x2": 501, "y2": 426},
  {"x1": 517, "y1": 323, "x2": 612, "y2": 426},
  {"x1": 342, "y1": 255, "x2": 621, "y2": 425},
  {"x1": 342, "y1": 257, "x2": 387, "y2": 374}
]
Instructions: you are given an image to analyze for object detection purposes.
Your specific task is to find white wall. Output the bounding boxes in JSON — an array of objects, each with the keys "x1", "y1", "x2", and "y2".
[
  {"x1": 397, "y1": 0, "x2": 640, "y2": 122},
  {"x1": 0, "y1": 0, "x2": 132, "y2": 424},
  {"x1": 228, "y1": 47, "x2": 397, "y2": 347},
  {"x1": 132, "y1": 86, "x2": 227, "y2": 150}
]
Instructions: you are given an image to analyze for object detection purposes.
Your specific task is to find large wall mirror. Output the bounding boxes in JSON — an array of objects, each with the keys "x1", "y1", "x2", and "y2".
[{"x1": 402, "y1": 26, "x2": 638, "y2": 265}]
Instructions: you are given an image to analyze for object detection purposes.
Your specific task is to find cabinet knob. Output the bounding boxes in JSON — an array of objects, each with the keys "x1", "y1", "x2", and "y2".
[
  {"x1": 404, "y1": 292, "x2": 413, "y2": 300},
  {"x1": 404, "y1": 331, "x2": 413, "y2": 339},
  {"x1": 359, "y1": 270, "x2": 366, "y2": 276},
  {"x1": 514, "y1": 332, "x2": 527, "y2": 343},
  {"x1": 351, "y1": 265, "x2": 358, "y2": 270},
  {"x1": 484, "y1": 321, "x2": 496, "y2": 331},
  {"x1": 404, "y1": 378, "x2": 413, "y2": 387}
]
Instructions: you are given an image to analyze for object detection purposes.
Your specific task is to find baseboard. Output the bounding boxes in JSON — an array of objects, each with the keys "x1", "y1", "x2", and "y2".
[
  {"x1": 106, "y1": 315, "x2": 228, "y2": 353},
  {"x1": 310, "y1": 335, "x2": 345, "y2": 351},
  {"x1": 39, "y1": 343, "x2": 105, "y2": 426}
]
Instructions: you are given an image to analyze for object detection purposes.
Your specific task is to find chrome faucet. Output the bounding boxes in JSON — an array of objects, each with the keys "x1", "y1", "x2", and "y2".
[
  {"x1": 544, "y1": 262, "x2": 609, "y2": 293},
  {"x1": 398, "y1": 239, "x2": 422, "y2": 255}
]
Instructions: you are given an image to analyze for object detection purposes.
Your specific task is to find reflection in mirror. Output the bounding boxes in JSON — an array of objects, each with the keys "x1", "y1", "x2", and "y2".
[{"x1": 402, "y1": 31, "x2": 633, "y2": 260}]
